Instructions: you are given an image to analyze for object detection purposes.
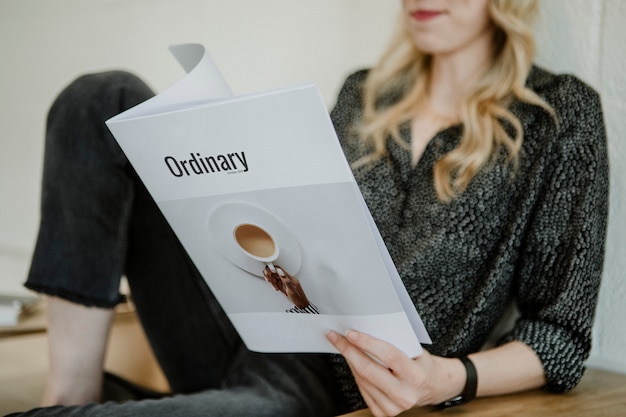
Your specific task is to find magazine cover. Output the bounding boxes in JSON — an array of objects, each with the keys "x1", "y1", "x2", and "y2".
[{"x1": 106, "y1": 44, "x2": 430, "y2": 356}]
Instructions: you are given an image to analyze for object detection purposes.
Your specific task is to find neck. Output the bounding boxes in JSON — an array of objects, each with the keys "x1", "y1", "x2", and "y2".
[{"x1": 426, "y1": 32, "x2": 494, "y2": 116}]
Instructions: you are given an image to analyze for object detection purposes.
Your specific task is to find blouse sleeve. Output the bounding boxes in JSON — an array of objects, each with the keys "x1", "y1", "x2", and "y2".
[{"x1": 502, "y1": 76, "x2": 609, "y2": 392}]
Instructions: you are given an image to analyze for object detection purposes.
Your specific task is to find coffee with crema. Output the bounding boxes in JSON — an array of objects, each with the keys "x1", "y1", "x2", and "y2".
[{"x1": 234, "y1": 224, "x2": 276, "y2": 259}]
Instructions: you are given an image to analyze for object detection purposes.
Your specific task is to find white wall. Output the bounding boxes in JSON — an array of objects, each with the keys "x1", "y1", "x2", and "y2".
[
  {"x1": 534, "y1": 0, "x2": 626, "y2": 375},
  {"x1": 1, "y1": 1, "x2": 624, "y2": 374},
  {"x1": 0, "y1": 0, "x2": 401, "y2": 295}
]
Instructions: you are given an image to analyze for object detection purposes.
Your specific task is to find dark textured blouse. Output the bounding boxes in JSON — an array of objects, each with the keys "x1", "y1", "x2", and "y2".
[{"x1": 329, "y1": 66, "x2": 609, "y2": 411}]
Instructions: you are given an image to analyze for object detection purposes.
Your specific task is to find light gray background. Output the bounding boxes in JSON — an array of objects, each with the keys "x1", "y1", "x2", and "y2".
[{"x1": 160, "y1": 183, "x2": 401, "y2": 315}]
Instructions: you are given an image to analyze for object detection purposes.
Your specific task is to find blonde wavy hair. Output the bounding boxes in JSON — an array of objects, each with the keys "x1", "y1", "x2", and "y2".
[{"x1": 357, "y1": 0, "x2": 554, "y2": 202}]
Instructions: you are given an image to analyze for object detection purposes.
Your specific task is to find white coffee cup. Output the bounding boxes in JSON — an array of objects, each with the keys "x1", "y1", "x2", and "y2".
[{"x1": 233, "y1": 223, "x2": 279, "y2": 272}]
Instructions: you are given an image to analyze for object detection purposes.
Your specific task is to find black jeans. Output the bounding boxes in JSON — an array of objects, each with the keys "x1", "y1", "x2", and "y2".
[{"x1": 18, "y1": 72, "x2": 341, "y2": 417}]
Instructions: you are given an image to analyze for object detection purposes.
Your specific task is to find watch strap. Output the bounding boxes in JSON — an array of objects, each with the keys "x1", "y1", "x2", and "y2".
[{"x1": 437, "y1": 356, "x2": 478, "y2": 408}]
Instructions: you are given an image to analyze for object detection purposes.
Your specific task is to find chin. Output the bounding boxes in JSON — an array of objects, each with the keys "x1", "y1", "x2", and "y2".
[
  {"x1": 411, "y1": 40, "x2": 445, "y2": 55},
  {"x1": 407, "y1": 32, "x2": 445, "y2": 54}
]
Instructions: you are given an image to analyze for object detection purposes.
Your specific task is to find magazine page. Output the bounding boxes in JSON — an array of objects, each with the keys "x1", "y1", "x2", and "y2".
[{"x1": 106, "y1": 44, "x2": 429, "y2": 356}]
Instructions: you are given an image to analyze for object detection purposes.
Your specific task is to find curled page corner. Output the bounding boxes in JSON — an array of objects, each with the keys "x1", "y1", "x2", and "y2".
[
  {"x1": 107, "y1": 43, "x2": 233, "y2": 123},
  {"x1": 165, "y1": 43, "x2": 233, "y2": 100},
  {"x1": 168, "y1": 43, "x2": 208, "y2": 73}
]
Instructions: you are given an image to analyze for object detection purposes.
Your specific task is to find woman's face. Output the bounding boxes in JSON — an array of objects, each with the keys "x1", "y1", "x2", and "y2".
[{"x1": 402, "y1": 0, "x2": 494, "y2": 57}]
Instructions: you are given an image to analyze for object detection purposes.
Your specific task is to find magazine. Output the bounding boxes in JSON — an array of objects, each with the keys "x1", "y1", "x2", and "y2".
[{"x1": 106, "y1": 44, "x2": 430, "y2": 356}]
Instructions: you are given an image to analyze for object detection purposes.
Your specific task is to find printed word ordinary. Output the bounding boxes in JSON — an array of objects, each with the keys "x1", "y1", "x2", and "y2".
[{"x1": 164, "y1": 152, "x2": 249, "y2": 177}]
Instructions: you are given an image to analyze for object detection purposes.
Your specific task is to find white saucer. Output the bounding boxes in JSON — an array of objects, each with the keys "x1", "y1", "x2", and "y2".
[{"x1": 208, "y1": 202, "x2": 301, "y2": 278}]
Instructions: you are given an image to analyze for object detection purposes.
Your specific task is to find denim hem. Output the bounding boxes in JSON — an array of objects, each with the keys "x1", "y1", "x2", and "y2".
[{"x1": 24, "y1": 282, "x2": 122, "y2": 309}]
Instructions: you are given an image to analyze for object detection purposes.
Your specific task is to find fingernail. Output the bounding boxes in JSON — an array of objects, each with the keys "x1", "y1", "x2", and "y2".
[
  {"x1": 277, "y1": 268, "x2": 285, "y2": 277},
  {"x1": 346, "y1": 330, "x2": 358, "y2": 341},
  {"x1": 268, "y1": 264, "x2": 276, "y2": 273},
  {"x1": 326, "y1": 331, "x2": 339, "y2": 343}
]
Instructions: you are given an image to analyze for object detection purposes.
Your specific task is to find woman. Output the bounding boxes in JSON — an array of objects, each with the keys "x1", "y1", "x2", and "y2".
[
  {"x1": 326, "y1": 0, "x2": 608, "y2": 415},
  {"x1": 15, "y1": 1, "x2": 607, "y2": 416}
]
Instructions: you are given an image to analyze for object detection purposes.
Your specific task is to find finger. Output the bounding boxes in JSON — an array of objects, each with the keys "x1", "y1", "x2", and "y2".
[
  {"x1": 278, "y1": 273, "x2": 299, "y2": 296},
  {"x1": 276, "y1": 278, "x2": 286, "y2": 293},
  {"x1": 272, "y1": 279, "x2": 283, "y2": 293},
  {"x1": 360, "y1": 383, "x2": 405, "y2": 417},
  {"x1": 276, "y1": 268, "x2": 295, "y2": 288},
  {"x1": 329, "y1": 333, "x2": 402, "y2": 417},
  {"x1": 344, "y1": 330, "x2": 413, "y2": 375},
  {"x1": 276, "y1": 268, "x2": 289, "y2": 284},
  {"x1": 327, "y1": 331, "x2": 397, "y2": 388},
  {"x1": 350, "y1": 369, "x2": 394, "y2": 416},
  {"x1": 263, "y1": 268, "x2": 280, "y2": 291},
  {"x1": 277, "y1": 267, "x2": 301, "y2": 284},
  {"x1": 329, "y1": 331, "x2": 417, "y2": 409},
  {"x1": 330, "y1": 331, "x2": 425, "y2": 414},
  {"x1": 284, "y1": 281, "x2": 303, "y2": 298},
  {"x1": 277, "y1": 269, "x2": 305, "y2": 299},
  {"x1": 357, "y1": 385, "x2": 386, "y2": 417},
  {"x1": 267, "y1": 269, "x2": 286, "y2": 294},
  {"x1": 269, "y1": 268, "x2": 285, "y2": 291},
  {"x1": 349, "y1": 363, "x2": 412, "y2": 417},
  {"x1": 277, "y1": 266, "x2": 296, "y2": 280},
  {"x1": 262, "y1": 268, "x2": 273, "y2": 287}
]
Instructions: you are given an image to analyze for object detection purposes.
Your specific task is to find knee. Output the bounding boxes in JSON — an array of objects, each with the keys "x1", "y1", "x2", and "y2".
[
  {"x1": 72, "y1": 71, "x2": 152, "y2": 100},
  {"x1": 49, "y1": 71, "x2": 154, "y2": 123},
  {"x1": 43, "y1": 71, "x2": 154, "y2": 166}
]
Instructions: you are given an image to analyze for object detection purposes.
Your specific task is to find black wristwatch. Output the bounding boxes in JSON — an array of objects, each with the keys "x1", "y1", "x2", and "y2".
[{"x1": 437, "y1": 356, "x2": 478, "y2": 408}]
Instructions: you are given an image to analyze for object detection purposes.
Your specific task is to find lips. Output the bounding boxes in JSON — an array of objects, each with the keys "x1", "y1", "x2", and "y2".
[{"x1": 411, "y1": 10, "x2": 444, "y2": 21}]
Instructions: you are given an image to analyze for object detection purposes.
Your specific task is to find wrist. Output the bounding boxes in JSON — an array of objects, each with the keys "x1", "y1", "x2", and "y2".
[
  {"x1": 437, "y1": 356, "x2": 478, "y2": 408},
  {"x1": 429, "y1": 355, "x2": 467, "y2": 405}
]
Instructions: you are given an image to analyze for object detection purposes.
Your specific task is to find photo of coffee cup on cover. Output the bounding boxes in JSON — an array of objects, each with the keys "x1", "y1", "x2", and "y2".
[
  {"x1": 233, "y1": 223, "x2": 280, "y2": 273},
  {"x1": 232, "y1": 223, "x2": 313, "y2": 310},
  {"x1": 208, "y1": 201, "x2": 316, "y2": 311},
  {"x1": 208, "y1": 201, "x2": 301, "y2": 277}
]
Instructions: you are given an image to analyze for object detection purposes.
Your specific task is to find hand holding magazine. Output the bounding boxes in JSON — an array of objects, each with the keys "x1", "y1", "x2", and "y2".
[{"x1": 106, "y1": 44, "x2": 430, "y2": 357}]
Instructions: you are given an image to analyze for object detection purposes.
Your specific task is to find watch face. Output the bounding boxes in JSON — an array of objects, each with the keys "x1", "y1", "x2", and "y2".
[{"x1": 437, "y1": 395, "x2": 465, "y2": 409}]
